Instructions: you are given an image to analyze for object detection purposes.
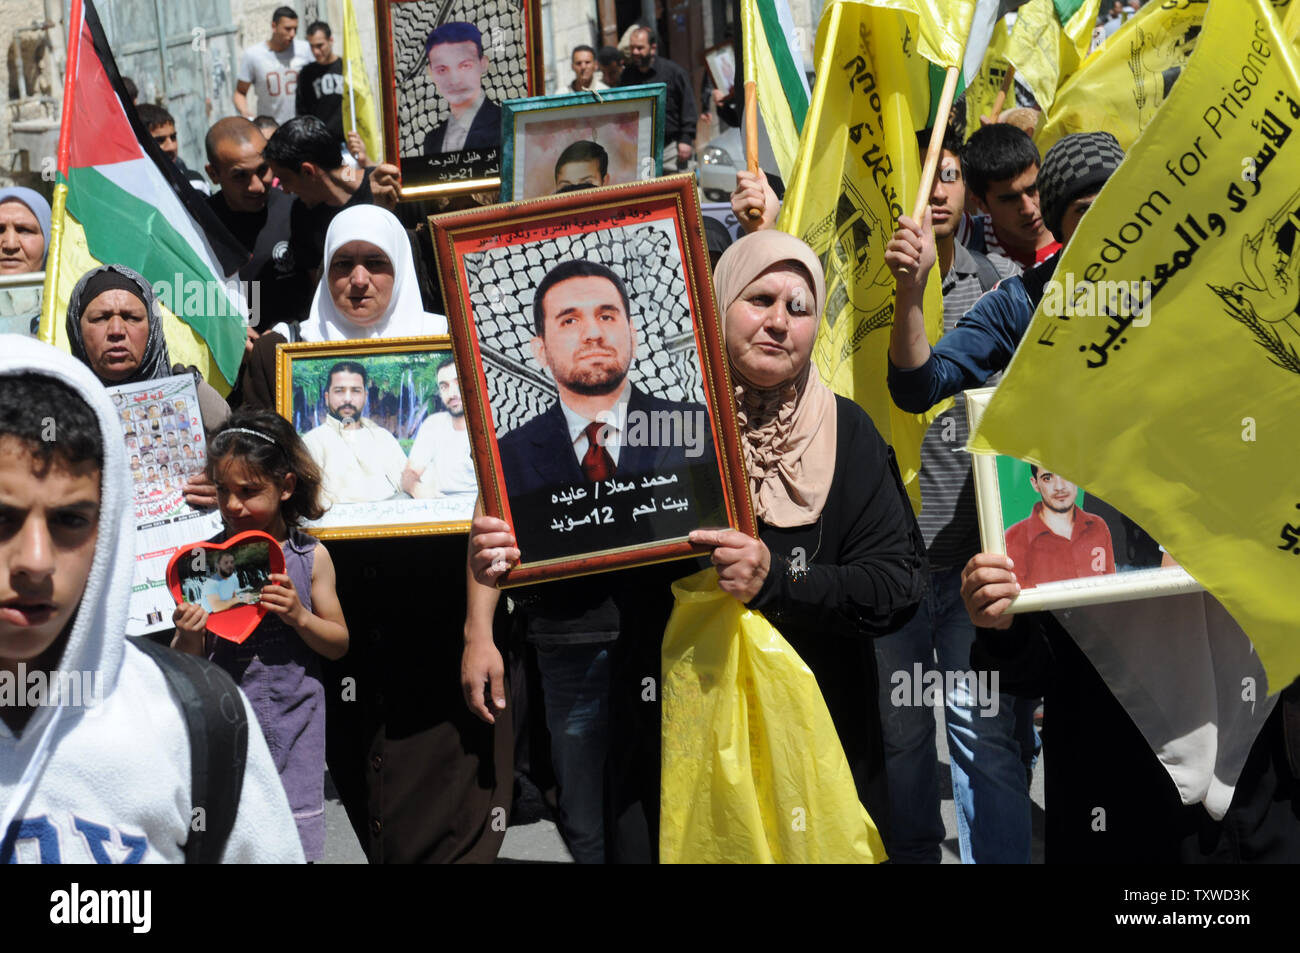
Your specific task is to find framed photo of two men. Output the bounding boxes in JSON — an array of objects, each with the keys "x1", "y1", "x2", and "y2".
[
  {"x1": 275, "y1": 336, "x2": 477, "y2": 539},
  {"x1": 376, "y1": 0, "x2": 544, "y2": 199},
  {"x1": 429, "y1": 174, "x2": 755, "y2": 587},
  {"x1": 963, "y1": 387, "x2": 1202, "y2": 612}
]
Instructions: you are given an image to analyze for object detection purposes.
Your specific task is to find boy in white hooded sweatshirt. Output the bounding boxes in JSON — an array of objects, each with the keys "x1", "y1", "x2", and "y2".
[{"x1": 0, "y1": 336, "x2": 303, "y2": 863}]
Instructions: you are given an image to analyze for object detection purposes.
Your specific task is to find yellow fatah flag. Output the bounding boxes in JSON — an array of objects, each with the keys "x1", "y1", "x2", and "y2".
[
  {"x1": 660, "y1": 570, "x2": 886, "y2": 863},
  {"x1": 1003, "y1": 0, "x2": 1100, "y2": 113},
  {"x1": 1035, "y1": 0, "x2": 1209, "y2": 154},
  {"x1": 961, "y1": 14, "x2": 1013, "y2": 138},
  {"x1": 342, "y1": 0, "x2": 380, "y2": 162},
  {"x1": 868, "y1": 0, "x2": 976, "y2": 68},
  {"x1": 778, "y1": 1, "x2": 947, "y2": 497},
  {"x1": 1286, "y1": 0, "x2": 1300, "y2": 44},
  {"x1": 970, "y1": 0, "x2": 1300, "y2": 691}
]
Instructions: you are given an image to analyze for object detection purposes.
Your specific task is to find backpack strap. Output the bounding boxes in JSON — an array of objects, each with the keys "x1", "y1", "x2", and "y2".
[
  {"x1": 128, "y1": 637, "x2": 247, "y2": 864},
  {"x1": 969, "y1": 249, "x2": 1002, "y2": 294},
  {"x1": 1017, "y1": 251, "x2": 1061, "y2": 310}
]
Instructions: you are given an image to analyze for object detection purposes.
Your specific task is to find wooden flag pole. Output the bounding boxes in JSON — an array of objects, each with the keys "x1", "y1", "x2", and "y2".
[
  {"x1": 912, "y1": 65, "x2": 962, "y2": 222},
  {"x1": 744, "y1": 79, "x2": 762, "y2": 220},
  {"x1": 990, "y1": 64, "x2": 1016, "y2": 120}
]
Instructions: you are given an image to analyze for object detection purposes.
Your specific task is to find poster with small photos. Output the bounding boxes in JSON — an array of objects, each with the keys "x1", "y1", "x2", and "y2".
[{"x1": 108, "y1": 374, "x2": 223, "y2": 635}]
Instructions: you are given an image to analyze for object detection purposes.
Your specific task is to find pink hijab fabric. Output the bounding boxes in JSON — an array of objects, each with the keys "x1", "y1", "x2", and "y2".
[{"x1": 713, "y1": 230, "x2": 837, "y2": 528}]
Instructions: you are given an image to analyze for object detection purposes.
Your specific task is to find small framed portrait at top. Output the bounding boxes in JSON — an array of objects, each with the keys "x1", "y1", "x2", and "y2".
[
  {"x1": 376, "y1": 0, "x2": 543, "y2": 199},
  {"x1": 498, "y1": 83, "x2": 667, "y2": 200},
  {"x1": 275, "y1": 336, "x2": 477, "y2": 539},
  {"x1": 429, "y1": 173, "x2": 755, "y2": 586},
  {"x1": 964, "y1": 387, "x2": 1202, "y2": 613}
]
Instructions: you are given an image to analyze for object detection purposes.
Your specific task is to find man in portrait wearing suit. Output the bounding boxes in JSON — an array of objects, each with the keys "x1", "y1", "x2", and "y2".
[
  {"x1": 422, "y1": 22, "x2": 502, "y2": 156},
  {"x1": 497, "y1": 259, "x2": 726, "y2": 563}
]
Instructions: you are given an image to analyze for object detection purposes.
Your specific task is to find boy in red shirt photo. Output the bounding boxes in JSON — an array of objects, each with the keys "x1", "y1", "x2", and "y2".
[{"x1": 1003, "y1": 466, "x2": 1114, "y2": 588}]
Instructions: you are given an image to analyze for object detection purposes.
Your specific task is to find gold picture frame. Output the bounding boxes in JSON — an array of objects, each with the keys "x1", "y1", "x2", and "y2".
[{"x1": 275, "y1": 335, "x2": 475, "y2": 540}]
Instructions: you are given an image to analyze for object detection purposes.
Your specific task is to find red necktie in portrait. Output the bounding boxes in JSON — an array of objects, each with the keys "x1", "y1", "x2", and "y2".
[{"x1": 581, "y1": 420, "x2": 615, "y2": 482}]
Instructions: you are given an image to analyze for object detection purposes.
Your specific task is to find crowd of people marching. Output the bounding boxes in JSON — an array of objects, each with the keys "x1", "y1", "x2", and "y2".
[{"x1": 0, "y1": 1, "x2": 1296, "y2": 866}]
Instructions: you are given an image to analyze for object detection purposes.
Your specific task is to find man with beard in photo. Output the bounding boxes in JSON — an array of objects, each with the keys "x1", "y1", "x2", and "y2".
[
  {"x1": 301, "y1": 360, "x2": 409, "y2": 504},
  {"x1": 403, "y1": 357, "x2": 477, "y2": 498},
  {"x1": 496, "y1": 258, "x2": 723, "y2": 564}
]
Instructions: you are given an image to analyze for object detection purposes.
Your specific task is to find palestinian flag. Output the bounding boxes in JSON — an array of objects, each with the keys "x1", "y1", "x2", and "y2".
[
  {"x1": 38, "y1": 0, "x2": 248, "y2": 390},
  {"x1": 741, "y1": 0, "x2": 812, "y2": 182}
]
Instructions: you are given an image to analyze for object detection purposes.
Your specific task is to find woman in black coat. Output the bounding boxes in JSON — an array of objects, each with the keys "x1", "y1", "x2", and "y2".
[{"x1": 690, "y1": 229, "x2": 928, "y2": 832}]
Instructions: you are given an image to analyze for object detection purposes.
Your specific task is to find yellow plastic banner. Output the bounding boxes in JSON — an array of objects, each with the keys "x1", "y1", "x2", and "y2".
[
  {"x1": 860, "y1": 0, "x2": 976, "y2": 68},
  {"x1": 971, "y1": 0, "x2": 1300, "y2": 692},
  {"x1": 660, "y1": 569, "x2": 886, "y2": 863}
]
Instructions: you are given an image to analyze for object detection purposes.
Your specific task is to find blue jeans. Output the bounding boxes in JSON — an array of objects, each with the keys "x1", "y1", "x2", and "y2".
[
  {"x1": 535, "y1": 642, "x2": 612, "y2": 864},
  {"x1": 874, "y1": 565, "x2": 1037, "y2": 863}
]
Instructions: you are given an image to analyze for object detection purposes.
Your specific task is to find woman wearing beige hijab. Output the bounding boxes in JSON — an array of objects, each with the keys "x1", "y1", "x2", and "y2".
[{"x1": 690, "y1": 229, "x2": 927, "y2": 830}]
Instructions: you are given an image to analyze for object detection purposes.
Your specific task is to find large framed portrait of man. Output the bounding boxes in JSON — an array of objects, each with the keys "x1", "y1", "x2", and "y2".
[
  {"x1": 276, "y1": 336, "x2": 477, "y2": 539},
  {"x1": 498, "y1": 83, "x2": 666, "y2": 201},
  {"x1": 964, "y1": 387, "x2": 1202, "y2": 612},
  {"x1": 429, "y1": 173, "x2": 755, "y2": 586},
  {"x1": 376, "y1": 0, "x2": 543, "y2": 199}
]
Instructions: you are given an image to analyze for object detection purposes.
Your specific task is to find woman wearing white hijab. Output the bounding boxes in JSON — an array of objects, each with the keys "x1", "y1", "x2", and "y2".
[
  {"x1": 272, "y1": 204, "x2": 446, "y2": 341},
  {"x1": 251, "y1": 205, "x2": 508, "y2": 862},
  {"x1": 239, "y1": 205, "x2": 447, "y2": 409}
]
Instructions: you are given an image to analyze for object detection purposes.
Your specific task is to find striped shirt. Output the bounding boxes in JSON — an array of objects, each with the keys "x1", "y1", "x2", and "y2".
[{"x1": 915, "y1": 241, "x2": 1020, "y2": 570}]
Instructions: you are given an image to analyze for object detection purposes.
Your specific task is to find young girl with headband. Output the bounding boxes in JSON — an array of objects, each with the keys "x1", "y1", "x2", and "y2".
[{"x1": 172, "y1": 410, "x2": 348, "y2": 861}]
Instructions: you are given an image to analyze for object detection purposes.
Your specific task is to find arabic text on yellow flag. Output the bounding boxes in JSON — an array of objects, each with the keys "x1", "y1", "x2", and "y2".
[
  {"x1": 778, "y1": 1, "x2": 947, "y2": 495},
  {"x1": 342, "y1": 0, "x2": 381, "y2": 162},
  {"x1": 971, "y1": 0, "x2": 1300, "y2": 691},
  {"x1": 1003, "y1": 0, "x2": 1100, "y2": 113},
  {"x1": 1035, "y1": 0, "x2": 1209, "y2": 154}
]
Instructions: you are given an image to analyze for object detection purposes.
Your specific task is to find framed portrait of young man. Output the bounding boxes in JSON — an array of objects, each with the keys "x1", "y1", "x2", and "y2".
[
  {"x1": 964, "y1": 387, "x2": 1202, "y2": 612},
  {"x1": 429, "y1": 173, "x2": 755, "y2": 586},
  {"x1": 275, "y1": 336, "x2": 477, "y2": 539},
  {"x1": 376, "y1": 0, "x2": 543, "y2": 199},
  {"x1": 497, "y1": 83, "x2": 667, "y2": 201}
]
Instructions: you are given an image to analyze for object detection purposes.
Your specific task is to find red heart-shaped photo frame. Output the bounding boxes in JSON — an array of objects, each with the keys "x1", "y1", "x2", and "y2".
[{"x1": 166, "y1": 530, "x2": 286, "y2": 644}]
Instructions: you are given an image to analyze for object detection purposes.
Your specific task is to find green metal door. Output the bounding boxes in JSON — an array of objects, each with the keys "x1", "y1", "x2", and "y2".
[{"x1": 74, "y1": 0, "x2": 242, "y2": 174}]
